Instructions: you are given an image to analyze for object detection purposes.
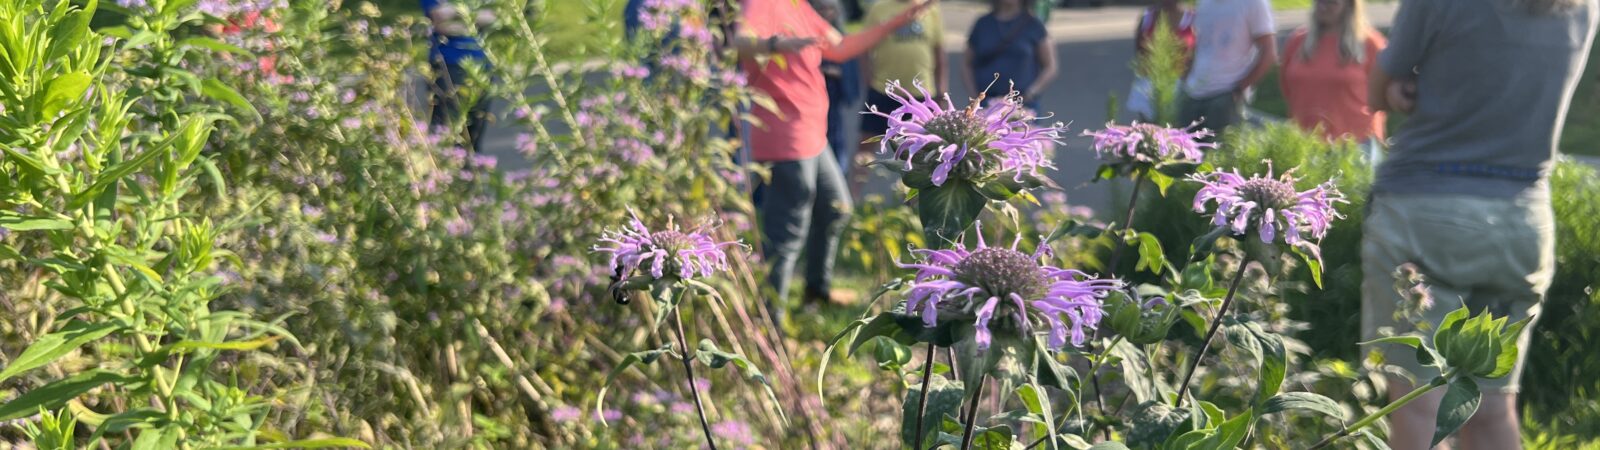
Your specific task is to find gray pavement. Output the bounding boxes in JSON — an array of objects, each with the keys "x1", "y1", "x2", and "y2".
[{"x1": 473, "y1": 4, "x2": 1402, "y2": 214}]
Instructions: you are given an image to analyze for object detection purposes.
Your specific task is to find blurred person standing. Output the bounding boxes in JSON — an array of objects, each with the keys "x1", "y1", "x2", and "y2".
[
  {"x1": 1178, "y1": 0, "x2": 1277, "y2": 135},
  {"x1": 857, "y1": 0, "x2": 945, "y2": 180},
  {"x1": 813, "y1": 0, "x2": 864, "y2": 177},
  {"x1": 421, "y1": 0, "x2": 493, "y2": 152},
  {"x1": 1125, "y1": 0, "x2": 1196, "y2": 121},
  {"x1": 1280, "y1": 0, "x2": 1387, "y2": 142},
  {"x1": 963, "y1": 0, "x2": 1057, "y2": 111},
  {"x1": 1362, "y1": 0, "x2": 1596, "y2": 448},
  {"x1": 735, "y1": 0, "x2": 932, "y2": 323}
]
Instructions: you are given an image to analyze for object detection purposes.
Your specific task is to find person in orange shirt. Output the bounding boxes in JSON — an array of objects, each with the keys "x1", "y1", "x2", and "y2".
[
  {"x1": 1279, "y1": 0, "x2": 1388, "y2": 142},
  {"x1": 735, "y1": 0, "x2": 931, "y2": 324}
]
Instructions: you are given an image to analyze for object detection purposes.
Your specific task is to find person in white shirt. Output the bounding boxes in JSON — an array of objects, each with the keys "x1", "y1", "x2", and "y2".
[{"x1": 1178, "y1": 0, "x2": 1278, "y2": 135}]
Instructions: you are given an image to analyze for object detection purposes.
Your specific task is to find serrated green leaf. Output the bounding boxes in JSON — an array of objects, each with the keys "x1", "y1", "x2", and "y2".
[
  {"x1": 903, "y1": 374, "x2": 965, "y2": 449},
  {"x1": 1431, "y1": 377, "x2": 1481, "y2": 447}
]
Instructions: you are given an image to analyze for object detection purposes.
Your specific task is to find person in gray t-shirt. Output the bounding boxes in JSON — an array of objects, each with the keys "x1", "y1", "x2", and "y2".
[{"x1": 1361, "y1": 0, "x2": 1596, "y2": 449}]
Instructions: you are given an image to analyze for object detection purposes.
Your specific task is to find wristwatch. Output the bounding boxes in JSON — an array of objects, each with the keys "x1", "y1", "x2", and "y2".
[{"x1": 767, "y1": 36, "x2": 779, "y2": 52}]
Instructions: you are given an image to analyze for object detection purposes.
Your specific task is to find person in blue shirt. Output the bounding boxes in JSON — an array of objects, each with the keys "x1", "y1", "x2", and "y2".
[
  {"x1": 962, "y1": 0, "x2": 1057, "y2": 112},
  {"x1": 421, "y1": 0, "x2": 493, "y2": 153}
]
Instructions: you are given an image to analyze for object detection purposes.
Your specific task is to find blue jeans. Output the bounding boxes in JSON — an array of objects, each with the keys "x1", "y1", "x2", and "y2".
[
  {"x1": 429, "y1": 57, "x2": 491, "y2": 153},
  {"x1": 755, "y1": 148, "x2": 852, "y2": 324}
]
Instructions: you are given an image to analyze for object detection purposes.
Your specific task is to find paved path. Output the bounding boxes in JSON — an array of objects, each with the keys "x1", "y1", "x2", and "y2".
[{"x1": 475, "y1": 4, "x2": 1401, "y2": 214}]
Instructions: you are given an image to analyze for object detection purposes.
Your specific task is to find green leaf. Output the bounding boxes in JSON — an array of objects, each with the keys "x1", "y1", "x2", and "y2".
[
  {"x1": 1187, "y1": 227, "x2": 1228, "y2": 262},
  {"x1": 1088, "y1": 443, "x2": 1131, "y2": 450},
  {"x1": 1291, "y1": 245, "x2": 1324, "y2": 289},
  {"x1": 1431, "y1": 377, "x2": 1482, "y2": 447},
  {"x1": 131, "y1": 426, "x2": 181, "y2": 450},
  {"x1": 970, "y1": 424, "x2": 1015, "y2": 450},
  {"x1": 201, "y1": 78, "x2": 260, "y2": 121},
  {"x1": 0, "y1": 321, "x2": 121, "y2": 384},
  {"x1": 917, "y1": 181, "x2": 988, "y2": 247},
  {"x1": 902, "y1": 374, "x2": 965, "y2": 449},
  {"x1": 179, "y1": 37, "x2": 251, "y2": 55},
  {"x1": 1148, "y1": 169, "x2": 1175, "y2": 197},
  {"x1": 595, "y1": 345, "x2": 676, "y2": 426},
  {"x1": 1433, "y1": 307, "x2": 1472, "y2": 357},
  {"x1": 1359, "y1": 335, "x2": 1422, "y2": 349},
  {"x1": 0, "y1": 370, "x2": 131, "y2": 421},
  {"x1": 203, "y1": 438, "x2": 372, "y2": 449},
  {"x1": 871, "y1": 336, "x2": 913, "y2": 371},
  {"x1": 1205, "y1": 408, "x2": 1254, "y2": 450},
  {"x1": 1111, "y1": 339, "x2": 1159, "y2": 403},
  {"x1": 1486, "y1": 317, "x2": 1532, "y2": 379},
  {"x1": 1358, "y1": 430, "x2": 1393, "y2": 450},
  {"x1": 1262, "y1": 392, "x2": 1347, "y2": 421},
  {"x1": 1135, "y1": 232, "x2": 1166, "y2": 275},
  {"x1": 37, "y1": 72, "x2": 91, "y2": 120},
  {"x1": 1018, "y1": 383, "x2": 1057, "y2": 450},
  {"x1": 1248, "y1": 325, "x2": 1287, "y2": 407},
  {"x1": 695, "y1": 340, "x2": 786, "y2": 423},
  {"x1": 0, "y1": 215, "x2": 73, "y2": 231}
]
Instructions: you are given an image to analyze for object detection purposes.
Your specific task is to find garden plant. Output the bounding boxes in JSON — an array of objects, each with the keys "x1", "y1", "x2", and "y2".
[{"x1": 0, "y1": 0, "x2": 1597, "y2": 448}]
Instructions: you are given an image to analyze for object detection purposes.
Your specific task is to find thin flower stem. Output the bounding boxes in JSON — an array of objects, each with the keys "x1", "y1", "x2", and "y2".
[
  {"x1": 913, "y1": 343, "x2": 938, "y2": 449},
  {"x1": 1174, "y1": 257, "x2": 1250, "y2": 406},
  {"x1": 1087, "y1": 335, "x2": 1125, "y2": 440},
  {"x1": 672, "y1": 303, "x2": 719, "y2": 450},
  {"x1": 959, "y1": 371, "x2": 990, "y2": 450},
  {"x1": 1308, "y1": 374, "x2": 1452, "y2": 449},
  {"x1": 1091, "y1": 169, "x2": 1145, "y2": 436},
  {"x1": 1104, "y1": 169, "x2": 1147, "y2": 274}
]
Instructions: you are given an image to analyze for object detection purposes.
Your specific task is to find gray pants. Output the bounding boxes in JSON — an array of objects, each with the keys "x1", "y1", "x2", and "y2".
[
  {"x1": 1178, "y1": 90, "x2": 1243, "y2": 137},
  {"x1": 757, "y1": 148, "x2": 852, "y2": 324}
]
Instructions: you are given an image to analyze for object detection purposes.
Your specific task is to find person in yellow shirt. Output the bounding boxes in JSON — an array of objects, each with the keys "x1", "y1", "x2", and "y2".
[{"x1": 855, "y1": 0, "x2": 945, "y2": 184}]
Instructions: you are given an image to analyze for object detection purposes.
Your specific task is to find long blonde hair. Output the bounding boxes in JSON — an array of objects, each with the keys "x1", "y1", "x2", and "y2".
[{"x1": 1298, "y1": 0, "x2": 1369, "y2": 64}]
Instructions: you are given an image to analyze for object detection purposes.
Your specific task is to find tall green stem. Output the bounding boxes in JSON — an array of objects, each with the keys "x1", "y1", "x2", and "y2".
[
  {"x1": 912, "y1": 343, "x2": 938, "y2": 449},
  {"x1": 672, "y1": 304, "x2": 718, "y2": 450},
  {"x1": 1308, "y1": 375, "x2": 1452, "y2": 449},
  {"x1": 1174, "y1": 258, "x2": 1249, "y2": 406},
  {"x1": 958, "y1": 371, "x2": 989, "y2": 450}
]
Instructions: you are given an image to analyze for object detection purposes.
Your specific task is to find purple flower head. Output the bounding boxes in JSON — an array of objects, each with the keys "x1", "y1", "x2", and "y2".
[
  {"x1": 594, "y1": 210, "x2": 744, "y2": 280},
  {"x1": 1190, "y1": 163, "x2": 1346, "y2": 249},
  {"x1": 550, "y1": 406, "x2": 581, "y2": 423},
  {"x1": 712, "y1": 420, "x2": 756, "y2": 446},
  {"x1": 865, "y1": 80, "x2": 1065, "y2": 186},
  {"x1": 1083, "y1": 121, "x2": 1215, "y2": 164},
  {"x1": 899, "y1": 223, "x2": 1122, "y2": 351}
]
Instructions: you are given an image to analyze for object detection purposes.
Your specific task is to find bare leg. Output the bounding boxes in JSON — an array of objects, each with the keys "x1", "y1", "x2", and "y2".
[
  {"x1": 1385, "y1": 374, "x2": 1452, "y2": 450},
  {"x1": 1457, "y1": 391, "x2": 1521, "y2": 450}
]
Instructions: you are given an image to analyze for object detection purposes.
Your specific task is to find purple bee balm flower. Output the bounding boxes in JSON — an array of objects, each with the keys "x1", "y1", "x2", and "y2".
[
  {"x1": 1190, "y1": 163, "x2": 1346, "y2": 248},
  {"x1": 900, "y1": 224, "x2": 1122, "y2": 350},
  {"x1": 865, "y1": 80, "x2": 1065, "y2": 187},
  {"x1": 594, "y1": 211, "x2": 744, "y2": 280},
  {"x1": 1083, "y1": 121, "x2": 1215, "y2": 164},
  {"x1": 712, "y1": 420, "x2": 756, "y2": 445},
  {"x1": 550, "y1": 406, "x2": 581, "y2": 423}
]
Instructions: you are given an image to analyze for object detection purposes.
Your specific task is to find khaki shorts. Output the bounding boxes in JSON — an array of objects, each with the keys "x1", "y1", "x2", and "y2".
[{"x1": 1360, "y1": 193, "x2": 1555, "y2": 393}]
